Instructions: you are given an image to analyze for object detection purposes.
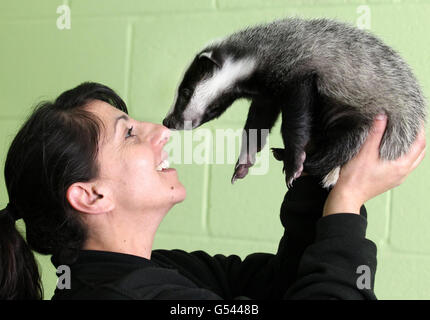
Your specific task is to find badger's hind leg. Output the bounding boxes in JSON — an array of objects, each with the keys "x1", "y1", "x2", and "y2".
[
  {"x1": 319, "y1": 113, "x2": 424, "y2": 189},
  {"x1": 272, "y1": 148, "x2": 306, "y2": 179},
  {"x1": 303, "y1": 95, "x2": 373, "y2": 189},
  {"x1": 305, "y1": 124, "x2": 371, "y2": 189}
]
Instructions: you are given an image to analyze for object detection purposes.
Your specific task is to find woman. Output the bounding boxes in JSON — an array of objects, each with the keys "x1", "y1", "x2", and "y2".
[{"x1": 0, "y1": 82, "x2": 425, "y2": 300}]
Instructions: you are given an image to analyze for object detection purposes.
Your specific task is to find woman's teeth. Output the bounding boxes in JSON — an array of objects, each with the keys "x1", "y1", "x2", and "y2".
[{"x1": 156, "y1": 159, "x2": 170, "y2": 171}]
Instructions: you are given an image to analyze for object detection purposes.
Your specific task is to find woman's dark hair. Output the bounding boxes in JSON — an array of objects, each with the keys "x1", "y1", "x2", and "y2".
[{"x1": 0, "y1": 82, "x2": 128, "y2": 299}]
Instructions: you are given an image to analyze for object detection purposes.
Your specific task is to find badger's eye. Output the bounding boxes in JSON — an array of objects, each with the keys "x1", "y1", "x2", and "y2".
[{"x1": 181, "y1": 88, "x2": 192, "y2": 98}]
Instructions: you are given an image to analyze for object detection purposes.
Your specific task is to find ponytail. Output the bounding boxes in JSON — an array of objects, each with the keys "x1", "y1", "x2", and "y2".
[{"x1": 0, "y1": 205, "x2": 42, "y2": 300}]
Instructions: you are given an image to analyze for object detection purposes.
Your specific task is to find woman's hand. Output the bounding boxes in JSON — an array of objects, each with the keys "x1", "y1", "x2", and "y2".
[{"x1": 323, "y1": 114, "x2": 426, "y2": 216}]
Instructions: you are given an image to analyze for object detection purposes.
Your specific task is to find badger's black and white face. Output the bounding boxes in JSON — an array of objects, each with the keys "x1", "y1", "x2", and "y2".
[{"x1": 163, "y1": 50, "x2": 256, "y2": 130}]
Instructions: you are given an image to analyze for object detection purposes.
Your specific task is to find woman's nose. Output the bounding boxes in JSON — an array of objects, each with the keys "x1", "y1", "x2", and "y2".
[{"x1": 148, "y1": 123, "x2": 170, "y2": 147}]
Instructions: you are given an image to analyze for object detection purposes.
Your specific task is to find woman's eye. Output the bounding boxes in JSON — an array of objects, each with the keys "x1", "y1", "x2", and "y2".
[{"x1": 125, "y1": 126, "x2": 135, "y2": 139}]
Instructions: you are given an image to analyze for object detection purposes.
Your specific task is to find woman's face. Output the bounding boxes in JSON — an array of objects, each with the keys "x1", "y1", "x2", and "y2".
[{"x1": 87, "y1": 100, "x2": 186, "y2": 215}]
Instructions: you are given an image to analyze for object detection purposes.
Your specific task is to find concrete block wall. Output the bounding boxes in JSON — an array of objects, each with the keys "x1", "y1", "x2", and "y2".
[{"x1": 0, "y1": 0, "x2": 429, "y2": 299}]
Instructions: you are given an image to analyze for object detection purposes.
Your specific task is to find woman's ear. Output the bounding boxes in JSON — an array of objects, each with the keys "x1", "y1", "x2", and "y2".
[{"x1": 66, "y1": 182, "x2": 115, "y2": 215}]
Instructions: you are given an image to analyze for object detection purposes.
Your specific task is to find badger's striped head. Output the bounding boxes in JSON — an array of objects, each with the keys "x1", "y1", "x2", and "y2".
[{"x1": 163, "y1": 49, "x2": 256, "y2": 130}]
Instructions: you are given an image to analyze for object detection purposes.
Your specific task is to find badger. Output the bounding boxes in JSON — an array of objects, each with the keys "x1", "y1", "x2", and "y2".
[{"x1": 162, "y1": 17, "x2": 427, "y2": 188}]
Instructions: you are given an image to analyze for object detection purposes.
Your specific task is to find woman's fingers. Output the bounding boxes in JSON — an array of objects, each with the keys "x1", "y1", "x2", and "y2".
[{"x1": 411, "y1": 146, "x2": 426, "y2": 171}]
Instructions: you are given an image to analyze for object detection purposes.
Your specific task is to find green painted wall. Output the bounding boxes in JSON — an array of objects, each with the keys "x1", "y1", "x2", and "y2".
[{"x1": 0, "y1": 0, "x2": 429, "y2": 299}]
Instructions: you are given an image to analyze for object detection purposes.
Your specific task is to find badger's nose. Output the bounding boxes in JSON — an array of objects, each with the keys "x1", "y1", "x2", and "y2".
[{"x1": 162, "y1": 117, "x2": 171, "y2": 128}]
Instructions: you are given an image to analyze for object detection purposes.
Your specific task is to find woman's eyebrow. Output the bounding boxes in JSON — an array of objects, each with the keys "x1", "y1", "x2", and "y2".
[{"x1": 114, "y1": 115, "x2": 129, "y2": 135}]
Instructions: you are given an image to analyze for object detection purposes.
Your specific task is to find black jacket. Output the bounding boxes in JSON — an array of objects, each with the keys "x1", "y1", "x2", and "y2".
[{"x1": 51, "y1": 176, "x2": 377, "y2": 300}]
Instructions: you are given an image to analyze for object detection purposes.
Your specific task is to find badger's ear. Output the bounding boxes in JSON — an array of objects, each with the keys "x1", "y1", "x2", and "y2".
[{"x1": 198, "y1": 51, "x2": 221, "y2": 68}]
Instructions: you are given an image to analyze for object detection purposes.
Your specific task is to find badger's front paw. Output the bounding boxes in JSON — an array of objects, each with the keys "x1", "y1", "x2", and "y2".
[
  {"x1": 286, "y1": 167, "x2": 303, "y2": 188},
  {"x1": 272, "y1": 148, "x2": 306, "y2": 188},
  {"x1": 286, "y1": 151, "x2": 306, "y2": 187},
  {"x1": 231, "y1": 153, "x2": 255, "y2": 184}
]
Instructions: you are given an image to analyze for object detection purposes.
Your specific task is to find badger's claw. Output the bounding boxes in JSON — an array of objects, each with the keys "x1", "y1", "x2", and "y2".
[
  {"x1": 231, "y1": 154, "x2": 255, "y2": 184},
  {"x1": 284, "y1": 151, "x2": 307, "y2": 188},
  {"x1": 231, "y1": 164, "x2": 250, "y2": 184},
  {"x1": 286, "y1": 166, "x2": 303, "y2": 188},
  {"x1": 294, "y1": 163, "x2": 304, "y2": 179}
]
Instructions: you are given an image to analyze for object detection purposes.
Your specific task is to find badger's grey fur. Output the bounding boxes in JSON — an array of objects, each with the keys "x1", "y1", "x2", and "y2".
[{"x1": 163, "y1": 17, "x2": 427, "y2": 188}]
